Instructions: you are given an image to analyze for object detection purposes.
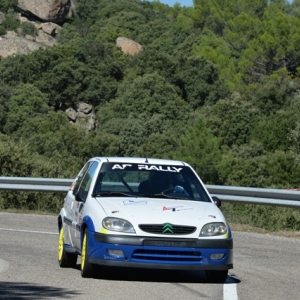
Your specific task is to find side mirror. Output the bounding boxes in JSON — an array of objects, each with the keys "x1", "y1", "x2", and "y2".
[
  {"x1": 212, "y1": 196, "x2": 221, "y2": 208},
  {"x1": 75, "y1": 190, "x2": 88, "y2": 202}
]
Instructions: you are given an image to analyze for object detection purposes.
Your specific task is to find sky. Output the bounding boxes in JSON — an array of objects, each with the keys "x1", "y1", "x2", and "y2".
[{"x1": 150, "y1": 0, "x2": 194, "y2": 7}]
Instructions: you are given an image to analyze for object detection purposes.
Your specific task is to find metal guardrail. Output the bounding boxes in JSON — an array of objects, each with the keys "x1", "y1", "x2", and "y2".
[
  {"x1": 0, "y1": 177, "x2": 300, "y2": 208},
  {"x1": 206, "y1": 185, "x2": 300, "y2": 208},
  {"x1": 0, "y1": 177, "x2": 72, "y2": 193}
]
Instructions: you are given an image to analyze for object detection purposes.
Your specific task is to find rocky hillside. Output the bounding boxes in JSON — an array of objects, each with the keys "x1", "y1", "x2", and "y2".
[
  {"x1": 0, "y1": 0, "x2": 143, "y2": 58},
  {"x1": 0, "y1": 0, "x2": 73, "y2": 57}
]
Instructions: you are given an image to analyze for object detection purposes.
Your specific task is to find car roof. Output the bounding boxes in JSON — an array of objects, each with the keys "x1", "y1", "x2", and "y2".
[{"x1": 90, "y1": 157, "x2": 189, "y2": 166}]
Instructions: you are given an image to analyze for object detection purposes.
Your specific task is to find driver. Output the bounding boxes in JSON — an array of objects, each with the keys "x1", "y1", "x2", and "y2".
[{"x1": 138, "y1": 171, "x2": 172, "y2": 194}]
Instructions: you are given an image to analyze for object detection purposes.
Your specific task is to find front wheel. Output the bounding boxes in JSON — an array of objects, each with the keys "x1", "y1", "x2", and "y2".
[
  {"x1": 81, "y1": 229, "x2": 94, "y2": 278},
  {"x1": 58, "y1": 227, "x2": 78, "y2": 268},
  {"x1": 205, "y1": 270, "x2": 228, "y2": 283}
]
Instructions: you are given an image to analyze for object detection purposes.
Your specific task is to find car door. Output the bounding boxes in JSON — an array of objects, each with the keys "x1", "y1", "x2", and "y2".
[
  {"x1": 72, "y1": 161, "x2": 99, "y2": 249},
  {"x1": 65, "y1": 161, "x2": 94, "y2": 248}
]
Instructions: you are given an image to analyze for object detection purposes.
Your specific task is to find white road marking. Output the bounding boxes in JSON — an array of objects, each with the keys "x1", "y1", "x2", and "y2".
[
  {"x1": 0, "y1": 228, "x2": 58, "y2": 235},
  {"x1": 224, "y1": 275, "x2": 238, "y2": 300}
]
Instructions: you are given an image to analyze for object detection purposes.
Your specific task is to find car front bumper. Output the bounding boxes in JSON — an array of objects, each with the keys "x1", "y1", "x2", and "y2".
[{"x1": 86, "y1": 230, "x2": 233, "y2": 270}]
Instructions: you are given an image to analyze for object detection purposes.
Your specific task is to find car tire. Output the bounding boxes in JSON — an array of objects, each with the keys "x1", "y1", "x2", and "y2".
[
  {"x1": 205, "y1": 270, "x2": 228, "y2": 283},
  {"x1": 81, "y1": 228, "x2": 94, "y2": 278},
  {"x1": 58, "y1": 227, "x2": 78, "y2": 268}
]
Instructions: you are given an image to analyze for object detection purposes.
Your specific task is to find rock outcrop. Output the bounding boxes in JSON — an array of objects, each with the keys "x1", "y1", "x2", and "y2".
[
  {"x1": 17, "y1": 0, "x2": 73, "y2": 23},
  {"x1": 0, "y1": 1, "x2": 74, "y2": 57},
  {"x1": 39, "y1": 22, "x2": 61, "y2": 36},
  {"x1": 0, "y1": 33, "x2": 46, "y2": 58},
  {"x1": 66, "y1": 103, "x2": 96, "y2": 133},
  {"x1": 0, "y1": 9, "x2": 63, "y2": 58},
  {"x1": 116, "y1": 37, "x2": 143, "y2": 55}
]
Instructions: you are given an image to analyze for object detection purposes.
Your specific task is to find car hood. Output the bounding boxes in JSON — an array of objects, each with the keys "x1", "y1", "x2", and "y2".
[{"x1": 94, "y1": 196, "x2": 225, "y2": 227}]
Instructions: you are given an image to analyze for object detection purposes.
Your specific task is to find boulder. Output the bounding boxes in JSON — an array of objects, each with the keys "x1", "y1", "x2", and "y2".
[
  {"x1": 66, "y1": 103, "x2": 95, "y2": 133},
  {"x1": 17, "y1": 0, "x2": 73, "y2": 23},
  {"x1": 40, "y1": 22, "x2": 61, "y2": 36},
  {"x1": 116, "y1": 37, "x2": 142, "y2": 55},
  {"x1": 0, "y1": 33, "x2": 46, "y2": 58},
  {"x1": 35, "y1": 30, "x2": 58, "y2": 46},
  {"x1": 0, "y1": 18, "x2": 59, "y2": 57},
  {"x1": 17, "y1": 13, "x2": 62, "y2": 36}
]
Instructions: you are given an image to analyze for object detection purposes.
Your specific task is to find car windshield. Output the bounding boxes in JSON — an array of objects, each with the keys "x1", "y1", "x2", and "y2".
[{"x1": 91, "y1": 162, "x2": 211, "y2": 203}]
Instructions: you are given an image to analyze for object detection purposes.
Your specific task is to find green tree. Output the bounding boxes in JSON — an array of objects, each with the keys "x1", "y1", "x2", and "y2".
[
  {"x1": 246, "y1": 69, "x2": 295, "y2": 114},
  {"x1": 4, "y1": 83, "x2": 50, "y2": 136},
  {"x1": 237, "y1": 0, "x2": 268, "y2": 19},
  {"x1": 175, "y1": 117, "x2": 221, "y2": 184},
  {"x1": 0, "y1": 82, "x2": 13, "y2": 132},
  {"x1": 119, "y1": 117, "x2": 147, "y2": 156},
  {"x1": 56, "y1": 23, "x2": 80, "y2": 43},
  {"x1": 288, "y1": 113, "x2": 300, "y2": 167},
  {"x1": 124, "y1": 48, "x2": 177, "y2": 83},
  {"x1": 224, "y1": 12, "x2": 260, "y2": 54},
  {"x1": 251, "y1": 110, "x2": 298, "y2": 152},
  {"x1": 137, "y1": 131, "x2": 179, "y2": 159},
  {"x1": 218, "y1": 138, "x2": 300, "y2": 188},
  {"x1": 201, "y1": 93, "x2": 261, "y2": 147},
  {"x1": 111, "y1": 73, "x2": 190, "y2": 118},
  {"x1": 192, "y1": 29, "x2": 236, "y2": 86},
  {"x1": 175, "y1": 55, "x2": 228, "y2": 109}
]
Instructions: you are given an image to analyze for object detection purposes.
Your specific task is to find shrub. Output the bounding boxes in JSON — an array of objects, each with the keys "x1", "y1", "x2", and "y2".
[
  {"x1": 1, "y1": 15, "x2": 19, "y2": 32},
  {"x1": 0, "y1": 26, "x2": 6, "y2": 35},
  {"x1": 20, "y1": 22, "x2": 38, "y2": 36}
]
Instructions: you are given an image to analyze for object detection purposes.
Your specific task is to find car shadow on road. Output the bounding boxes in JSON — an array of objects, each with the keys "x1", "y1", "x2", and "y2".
[
  {"x1": 0, "y1": 281, "x2": 82, "y2": 299},
  {"x1": 75, "y1": 264, "x2": 240, "y2": 284}
]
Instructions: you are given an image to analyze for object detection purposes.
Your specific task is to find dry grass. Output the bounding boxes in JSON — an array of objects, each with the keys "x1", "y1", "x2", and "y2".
[
  {"x1": 0, "y1": 208, "x2": 57, "y2": 216},
  {"x1": 230, "y1": 223, "x2": 300, "y2": 239}
]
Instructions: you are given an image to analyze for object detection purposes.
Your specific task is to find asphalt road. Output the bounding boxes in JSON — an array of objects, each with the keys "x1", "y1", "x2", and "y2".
[{"x1": 0, "y1": 212, "x2": 299, "y2": 299}]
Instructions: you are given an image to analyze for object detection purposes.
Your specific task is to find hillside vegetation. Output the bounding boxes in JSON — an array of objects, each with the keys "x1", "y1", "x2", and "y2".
[{"x1": 0, "y1": 0, "x2": 300, "y2": 231}]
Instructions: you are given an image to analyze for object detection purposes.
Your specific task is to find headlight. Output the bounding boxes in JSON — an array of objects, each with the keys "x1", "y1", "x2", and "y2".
[
  {"x1": 102, "y1": 217, "x2": 135, "y2": 233},
  {"x1": 200, "y1": 222, "x2": 227, "y2": 236}
]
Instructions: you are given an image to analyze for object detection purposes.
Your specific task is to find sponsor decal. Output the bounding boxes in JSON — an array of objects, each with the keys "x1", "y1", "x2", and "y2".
[
  {"x1": 162, "y1": 205, "x2": 192, "y2": 212},
  {"x1": 111, "y1": 164, "x2": 182, "y2": 172},
  {"x1": 112, "y1": 164, "x2": 132, "y2": 170},
  {"x1": 138, "y1": 165, "x2": 182, "y2": 172},
  {"x1": 123, "y1": 200, "x2": 148, "y2": 205}
]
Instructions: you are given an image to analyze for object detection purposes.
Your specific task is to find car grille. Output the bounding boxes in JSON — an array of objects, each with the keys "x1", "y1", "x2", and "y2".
[
  {"x1": 139, "y1": 224, "x2": 196, "y2": 235},
  {"x1": 132, "y1": 249, "x2": 202, "y2": 262}
]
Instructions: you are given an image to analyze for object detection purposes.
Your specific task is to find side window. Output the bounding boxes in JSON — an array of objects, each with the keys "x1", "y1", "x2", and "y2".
[
  {"x1": 190, "y1": 179, "x2": 211, "y2": 202},
  {"x1": 78, "y1": 162, "x2": 99, "y2": 192},
  {"x1": 72, "y1": 162, "x2": 92, "y2": 195}
]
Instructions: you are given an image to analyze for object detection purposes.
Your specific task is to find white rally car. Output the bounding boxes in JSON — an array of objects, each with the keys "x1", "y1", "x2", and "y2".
[{"x1": 58, "y1": 157, "x2": 233, "y2": 282}]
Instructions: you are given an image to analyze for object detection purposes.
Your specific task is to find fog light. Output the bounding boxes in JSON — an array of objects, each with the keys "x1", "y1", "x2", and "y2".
[
  {"x1": 210, "y1": 253, "x2": 225, "y2": 260},
  {"x1": 107, "y1": 249, "x2": 124, "y2": 257}
]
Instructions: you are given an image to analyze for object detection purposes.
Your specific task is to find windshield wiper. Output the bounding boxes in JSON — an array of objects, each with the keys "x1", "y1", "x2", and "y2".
[
  {"x1": 139, "y1": 193, "x2": 190, "y2": 199},
  {"x1": 139, "y1": 194, "x2": 174, "y2": 199},
  {"x1": 92, "y1": 192, "x2": 133, "y2": 197}
]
